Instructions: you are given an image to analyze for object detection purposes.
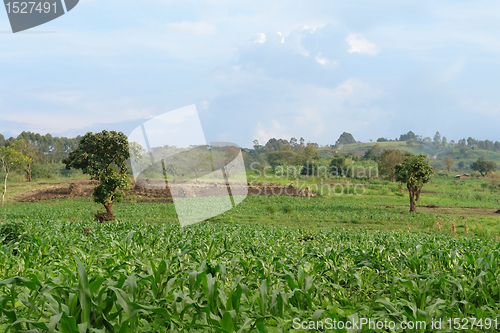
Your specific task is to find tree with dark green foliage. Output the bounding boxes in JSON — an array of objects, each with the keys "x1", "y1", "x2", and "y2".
[
  {"x1": 471, "y1": 159, "x2": 497, "y2": 177},
  {"x1": 63, "y1": 131, "x2": 130, "y2": 221},
  {"x1": 330, "y1": 156, "x2": 348, "y2": 177},
  {"x1": 395, "y1": 154, "x2": 434, "y2": 213}
]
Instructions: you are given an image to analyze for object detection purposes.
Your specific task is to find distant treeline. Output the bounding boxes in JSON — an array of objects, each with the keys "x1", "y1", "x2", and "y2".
[
  {"x1": 377, "y1": 131, "x2": 500, "y2": 151},
  {"x1": 0, "y1": 131, "x2": 81, "y2": 164}
]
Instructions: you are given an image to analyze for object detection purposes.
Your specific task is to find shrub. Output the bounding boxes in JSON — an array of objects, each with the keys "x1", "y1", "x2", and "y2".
[{"x1": 31, "y1": 164, "x2": 54, "y2": 179}]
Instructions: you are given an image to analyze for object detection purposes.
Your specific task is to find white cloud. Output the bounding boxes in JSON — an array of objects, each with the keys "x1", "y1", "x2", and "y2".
[
  {"x1": 254, "y1": 33, "x2": 267, "y2": 43},
  {"x1": 200, "y1": 100, "x2": 210, "y2": 110},
  {"x1": 276, "y1": 31, "x2": 285, "y2": 43},
  {"x1": 346, "y1": 33, "x2": 378, "y2": 55},
  {"x1": 315, "y1": 53, "x2": 329, "y2": 65},
  {"x1": 255, "y1": 120, "x2": 290, "y2": 144}
]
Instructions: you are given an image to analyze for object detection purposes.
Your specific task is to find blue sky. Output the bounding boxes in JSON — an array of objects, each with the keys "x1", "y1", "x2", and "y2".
[{"x1": 1, "y1": 0, "x2": 500, "y2": 147}]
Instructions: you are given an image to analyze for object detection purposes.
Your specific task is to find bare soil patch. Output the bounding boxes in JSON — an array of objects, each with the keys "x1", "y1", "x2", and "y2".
[{"x1": 18, "y1": 180, "x2": 313, "y2": 203}]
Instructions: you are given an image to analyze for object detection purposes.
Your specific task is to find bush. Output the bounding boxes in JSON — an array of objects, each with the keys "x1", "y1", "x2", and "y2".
[{"x1": 31, "y1": 164, "x2": 54, "y2": 179}]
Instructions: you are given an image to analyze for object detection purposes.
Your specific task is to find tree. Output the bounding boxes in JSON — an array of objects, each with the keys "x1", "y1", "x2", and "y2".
[
  {"x1": 364, "y1": 143, "x2": 382, "y2": 160},
  {"x1": 12, "y1": 139, "x2": 36, "y2": 181},
  {"x1": 377, "y1": 137, "x2": 389, "y2": 142},
  {"x1": 395, "y1": 154, "x2": 434, "y2": 213},
  {"x1": 443, "y1": 158, "x2": 454, "y2": 172},
  {"x1": 399, "y1": 131, "x2": 417, "y2": 141},
  {"x1": 471, "y1": 159, "x2": 497, "y2": 177},
  {"x1": 442, "y1": 136, "x2": 447, "y2": 145},
  {"x1": 458, "y1": 161, "x2": 465, "y2": 170},
  {"x1": 433, "y1": 131, "x2": 441, "y2": 147},
  {"x1": 63, "y1": 131, "x2": 130, "y2": 221},
  {"x1": 0, "y1": 147, "x2": 28, "y2": 208},
  {"x1": 330, "y1": 156, "x2": 348, "y2": 177},
  {"x1": 378, "y1": 149, "x2": 409, "y2": 182},
  {"x1": 299, "y1": 143, "x2": 319, "y2": 164}
]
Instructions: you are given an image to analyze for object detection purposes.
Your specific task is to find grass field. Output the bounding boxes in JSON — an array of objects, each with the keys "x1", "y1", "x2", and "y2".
[{"x1": 0, "y1": 169, "x2": 499, "y2": 332}]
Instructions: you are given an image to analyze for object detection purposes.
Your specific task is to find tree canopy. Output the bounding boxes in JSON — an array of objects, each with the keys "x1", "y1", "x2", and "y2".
[
  {"x1": 395, "y1": 154, "x2": 434, "y2": 213},
  {"x1": 63, "y1": 131, "x2": 130, "y2": 221},
  {"x1": 471, "y1": 159, "x2": 497, "y2": 177}
]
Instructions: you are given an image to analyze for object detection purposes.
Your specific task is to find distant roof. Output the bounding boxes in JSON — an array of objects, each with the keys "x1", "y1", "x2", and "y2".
[{"x1": 454, "y1": 173, "x2": 470, "y2": 178}]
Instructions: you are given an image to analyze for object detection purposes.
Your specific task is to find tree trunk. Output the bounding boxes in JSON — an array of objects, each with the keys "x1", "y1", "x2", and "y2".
[
  {"x1": 2, "y1": 172, "x2": 8, "y2": 208},
  {"x1": 26, "y1": 163, "x2": 32, "y2": 182},
  {"x1": 415, "y1": 188, "x2": 421, "y2": 202},
  {"x1": 408, "y1": 186, "x2": 417, "y2": 213},
  {"x1": 104, "y1": 202, "x2": 114, "y2": 220}
]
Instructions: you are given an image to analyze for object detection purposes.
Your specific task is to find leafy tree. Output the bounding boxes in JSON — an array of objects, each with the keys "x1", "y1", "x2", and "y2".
[
  {"x1": 442, "y1": 136, "x2": 447, "y2": 145},
  {"x1": 378, "y1": 149, "x2": 410, "y2": 182},
  {"x1": 399, "y1": 131, "x2": 417, "y2": 141},
  {"x1": 433, "y1": 131, "x2": 441, "y2": 146},
  {"x1": 0, "y1": 133, "x2": 5, "y2": 147},
  {"x1": 395, "y1": 154, "x2": 434, "y2": 213},
  {"x1": 377, "y1": 137, "x2": 389, "y2": 142},
  {"x1": 299, "y1": 143, "x2": 319, "y2": 164},
  {"x1": 443, "y1": 158, "x2": 454, "y2": 172},
  {"x1": 330, "y1": 156, "x2": 348, "y2": 177},
  {"x1": 364, "y1": 144, "x2": 382, "y2": 160},
  {"x1": 0, "y1": 147, "x2": 28, "y2": 208},
  {"x1": 471, "y1": 159, "x2": 497, "y2": 177},
  {"x1": 457, "y1": 161, "x2": 465, "y2": 170},
  {"x1": 12, "y1": 139, "x2": 37, "y2": 181},
  {"x1": 63, "y1": 131, "x2": 130, "y2": 221},
  {"x1": 266, "y1": 148, "x2": 296, "y2": 168}
]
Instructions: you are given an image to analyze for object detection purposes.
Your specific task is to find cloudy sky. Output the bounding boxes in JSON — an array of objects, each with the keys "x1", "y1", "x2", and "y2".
[{"x1": 1, "y1": 0, "x2": 500, "y2": 147}]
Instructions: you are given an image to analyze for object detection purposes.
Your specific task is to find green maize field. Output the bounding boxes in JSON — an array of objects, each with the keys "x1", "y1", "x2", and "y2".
[{"x1": 0, "y1": 199, "x2": 499, "y2": 332}]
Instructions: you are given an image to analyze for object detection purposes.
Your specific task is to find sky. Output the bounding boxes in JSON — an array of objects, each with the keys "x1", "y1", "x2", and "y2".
[{"x1": 1, "y1": 0, "x2": 500, "y2": 147}]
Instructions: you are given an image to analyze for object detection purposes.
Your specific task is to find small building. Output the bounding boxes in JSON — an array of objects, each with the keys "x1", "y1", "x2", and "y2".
[{"x1": 454, "y1": 174, "x2": 470, "y2": 179}]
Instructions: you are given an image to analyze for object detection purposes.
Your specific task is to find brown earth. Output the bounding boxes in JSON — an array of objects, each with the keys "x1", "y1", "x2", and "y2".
[{"x1": 18, "y1": 180, "x2": 313, "y2": 203}]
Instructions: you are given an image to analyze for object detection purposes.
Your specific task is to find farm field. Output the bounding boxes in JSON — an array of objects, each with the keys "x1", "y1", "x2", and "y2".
[
  {"x1": 1, "y1": 198, "x2": 500, "y2": 332},
  {"x1": 0, "y1": 169, "x2": 500, "y2": 332}
]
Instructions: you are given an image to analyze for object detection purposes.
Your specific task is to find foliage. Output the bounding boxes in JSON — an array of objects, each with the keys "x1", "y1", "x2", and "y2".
[
  {"x1": 395, "y1": 154, "x2": 435, "y2": 212},
  {"x1": 329, "y1": 156, "x2": 348, "y2": 177},
  {"x1": 0, "y1": 205, "x2": 499, "y2": 332},
  {"x1": 0, "y1": 221, "x2": 25, "y2": 244},
  {"x1": 63, "y1": 131, "x2": 130, "y2": 220},
  {"x1": 378, "y1": 149, "x2": 410, "y2": 182},
  {"x1": 30, "y1": 164, "x2": 54, "y2": 180},
  {"x1": 443, "y1": 158, "x2": 454, "y2": 172},
  {"x1": 471, "y1": 159, "x2": 497, "y2": 176},
  {"x1": 0, "y1": 147, "x2": 29, "y2": 207}
]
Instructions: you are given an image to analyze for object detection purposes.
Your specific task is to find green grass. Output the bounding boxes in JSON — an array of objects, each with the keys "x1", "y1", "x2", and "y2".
[{"x1": 0, "y1": 198, "x2": 500, "y2": 332}]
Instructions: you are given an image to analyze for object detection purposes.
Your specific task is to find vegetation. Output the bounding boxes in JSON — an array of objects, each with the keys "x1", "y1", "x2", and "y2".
[
  {"x1": 0, "y1": 148, "x2": 28, "y2": 208},
  {"x1": 0, "y1": 129, "x2": 499, "y2": 332},
  {"x1": 395, "y1": 154, "x2": 435, "y2": 213},
  {"x1": 63, "y1": 131, "x2": 130, "y2": 221},
  {"x1": 0, "y1": 200, "x2": 500, "y2": 332},
  {"x1": 471, "y1": 159, "x2": 498, "y2": 177}
]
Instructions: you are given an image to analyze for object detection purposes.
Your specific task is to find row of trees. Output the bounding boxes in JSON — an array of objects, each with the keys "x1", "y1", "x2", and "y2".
[{"x1": 376, "y1": 131, "x2": 500, "y2": 152}]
